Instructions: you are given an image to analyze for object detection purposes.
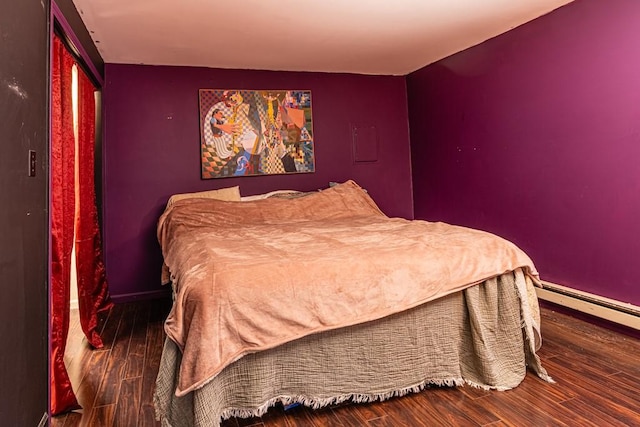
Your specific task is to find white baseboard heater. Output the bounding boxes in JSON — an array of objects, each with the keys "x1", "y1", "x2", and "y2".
[{"x1": 536, "y1": 281, "x2": 640, "y2": 331}]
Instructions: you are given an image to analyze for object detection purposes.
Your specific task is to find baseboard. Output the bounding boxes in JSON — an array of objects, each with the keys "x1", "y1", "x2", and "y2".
[
  {"x1": 110, "y1": 289, "x2": 172, "y2": 304},
  {"x1": 536, "y1": 281, "x2": 640, "y2": 331}
]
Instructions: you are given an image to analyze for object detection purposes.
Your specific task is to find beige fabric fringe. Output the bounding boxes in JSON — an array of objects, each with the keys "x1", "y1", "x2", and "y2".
[{"x1": 154, "y1": 269, "x2": 550, "y2": 426}]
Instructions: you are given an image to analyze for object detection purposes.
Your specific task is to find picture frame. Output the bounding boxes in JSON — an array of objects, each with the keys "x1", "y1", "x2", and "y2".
[{"x1": 199, "y1": 89, "x2": 315, "y2": 179}]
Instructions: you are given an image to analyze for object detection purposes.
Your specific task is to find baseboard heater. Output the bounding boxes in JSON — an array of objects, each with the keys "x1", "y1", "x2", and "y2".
[{"x1": 536, "y1": 281, "x2": 640, "y2": 331}]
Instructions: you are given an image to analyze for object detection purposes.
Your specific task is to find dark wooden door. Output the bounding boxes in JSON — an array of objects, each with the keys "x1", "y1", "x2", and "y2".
[{"x1": 0, "y1": 0, "x2": 50, "y2": 424}]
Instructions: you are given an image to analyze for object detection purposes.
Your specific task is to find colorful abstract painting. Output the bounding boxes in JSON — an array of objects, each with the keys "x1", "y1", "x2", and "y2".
[{"x1": 199, "y1": 89, "x2": 315, "y2": 179}]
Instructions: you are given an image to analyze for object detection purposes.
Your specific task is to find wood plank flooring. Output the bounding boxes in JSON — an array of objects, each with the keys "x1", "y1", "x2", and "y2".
[{"x1": 51, "y1": 298, "x2": 640, "y2": 426}]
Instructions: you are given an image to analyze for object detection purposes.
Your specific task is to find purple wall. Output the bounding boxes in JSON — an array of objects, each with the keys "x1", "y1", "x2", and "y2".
[
  {"x1": 407, "y1": 0, "x2": 640, "y2": 306},
  {"x1": 103, "y1": 65, "x2": 412, "y2": 300}
]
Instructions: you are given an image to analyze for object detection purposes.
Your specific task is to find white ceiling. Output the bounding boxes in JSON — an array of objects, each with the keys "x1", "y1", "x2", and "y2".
[{"x1": 72, "y1": 0, "x2": 573, "y2": 76}]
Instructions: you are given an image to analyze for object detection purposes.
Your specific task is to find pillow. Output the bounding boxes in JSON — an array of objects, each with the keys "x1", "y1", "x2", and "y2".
[
  {"x1": 267, "y1": 191, "x2": 314, "y2": 200},
  {"x1": 240, "y1": 189, "x2": 303, "y2": 201},
  {"x1": 167, "y1": 186, "x2": 241, "y2": 207}
]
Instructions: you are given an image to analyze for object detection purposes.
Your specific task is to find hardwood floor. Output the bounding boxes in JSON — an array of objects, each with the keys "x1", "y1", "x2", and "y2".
[{"x1": 51, "y1": 298, "x2": 640, "y2": 427}]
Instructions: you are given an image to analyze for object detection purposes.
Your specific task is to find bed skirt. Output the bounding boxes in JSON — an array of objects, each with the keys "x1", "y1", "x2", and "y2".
[{"x1": 154, "y1": 269, "x2": 550, "y2": 426}]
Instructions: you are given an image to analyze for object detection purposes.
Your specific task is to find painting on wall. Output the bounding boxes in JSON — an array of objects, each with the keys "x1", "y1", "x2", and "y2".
[{"x1": 199, "y1": 89, "x2": 315, "y2": 179}]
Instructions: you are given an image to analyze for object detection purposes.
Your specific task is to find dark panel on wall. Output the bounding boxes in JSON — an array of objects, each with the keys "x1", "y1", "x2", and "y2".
[
  {"x1": 407, "y1": 0, "x2": 640, "y2": 306},
  {"x1": 0, "y1": 0, "x2": 50, "y2": 425},
  {"x1": 352, "y1": 124, "x2": 379, "y2": 163},
  {"x1": 103, "y1": 65, "x2": 412, "y2": 300}
]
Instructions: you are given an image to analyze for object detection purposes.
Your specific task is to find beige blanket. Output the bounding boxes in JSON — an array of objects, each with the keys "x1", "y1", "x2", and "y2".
[
  {"x1": 154, "y1": 270, "x2": 548, "y2": 426},
  {"x1": 157, "y1": 180, "x2": 539, "y2": 396}
]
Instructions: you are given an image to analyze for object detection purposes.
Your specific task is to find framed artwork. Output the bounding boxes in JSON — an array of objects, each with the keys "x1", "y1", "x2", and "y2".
[{"x1": 199, "y1": 89, "x2": 315, "y2": 179}]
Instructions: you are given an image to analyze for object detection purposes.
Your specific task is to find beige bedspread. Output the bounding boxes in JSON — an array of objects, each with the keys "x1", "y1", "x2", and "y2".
[
  {"x1": 155, "y1": 270, "x2": 549, "y2": 426},
  {"x1": 157, "y1": 180, "x2": 539, "y2": 396}
]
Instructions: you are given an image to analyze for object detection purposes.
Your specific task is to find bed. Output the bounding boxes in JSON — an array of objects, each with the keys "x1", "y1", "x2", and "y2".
[{"x1": 153, "y1": 180, "x2": 551, "y2": 426}]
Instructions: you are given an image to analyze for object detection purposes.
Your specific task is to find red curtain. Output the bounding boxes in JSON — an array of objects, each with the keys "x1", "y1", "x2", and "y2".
[
  {"x1": 75, "y1": 61, "x2": 113, "y2": 349},
  {"x1": 50, "y1": 35, "x2": 113, "y2": 416},
  {"x1": 50, "y1": 35, "x2": 81, "y2": 416}
]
